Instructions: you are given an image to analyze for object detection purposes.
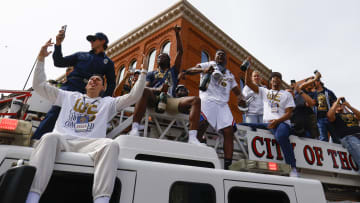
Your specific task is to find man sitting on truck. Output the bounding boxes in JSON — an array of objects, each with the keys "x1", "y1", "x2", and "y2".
[
  {"x1": 244, "y1": 69, "x2": 299, "y2": 177},
  {"x1": 327, "y1": 97, "x2": 360, "y2": 168},
  {"x1": 127, "y1": 25, "x2": 203, "y2": 145},
  {"x1": 26, "y1": 39, "x2": 147, "y2": 203}
]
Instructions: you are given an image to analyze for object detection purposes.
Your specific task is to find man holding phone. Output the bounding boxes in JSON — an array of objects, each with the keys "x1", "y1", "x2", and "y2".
[
  {"x1": 32, "y1": 27, "x2": 116, "y2": 140},
  {"x1": 327, "y1": 97, "x2": 360, "y2": 168}
]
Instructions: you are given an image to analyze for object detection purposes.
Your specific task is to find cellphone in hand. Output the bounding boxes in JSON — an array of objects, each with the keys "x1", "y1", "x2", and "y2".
[
  {"x1": 290, "y1": 80, "x2": 296, "y2": 84},
  {"x1": 61, "y1": 25, "x2": 67, "y2": 33},
  {"x1": 340, "y1": 98, "x2": 346, "y2": 104}
]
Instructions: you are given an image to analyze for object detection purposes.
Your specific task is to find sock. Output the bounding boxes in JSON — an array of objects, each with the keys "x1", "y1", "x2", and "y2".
[
  {"x1": 94, "y1": 196, "x2": 110, "y2": 203},
  {"x1": 224, "y1": 159, "x2": 232, "y2": 170},
  {"x1": 132, "y1": 122, "x2": 139, "y2": 131},
  {"x1": 26, "y1": 192, "x2": 40, "y2": 203},
  {"x1": 189, "y1": 130, "x2": 198, "y2": 139}
]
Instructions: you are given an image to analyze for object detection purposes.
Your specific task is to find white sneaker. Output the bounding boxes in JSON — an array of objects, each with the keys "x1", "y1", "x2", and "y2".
[
  {"x1": 188, "y1": 137, "x2": 206, "y2": 146},
  {"x1": 129, "y1": 129, "x2": 140, "y2": 137},
  {"x1": 289, "y1": 168, "x2": 300, "y2": 177},
  {"x1": 138, "y1": 124, "x2": 145, "y2": 131}
]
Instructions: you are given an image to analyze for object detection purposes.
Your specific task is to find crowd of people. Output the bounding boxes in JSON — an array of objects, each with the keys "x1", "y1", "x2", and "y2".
[
  {"x1": 241, "y1": 67, "x2": 360, "y2": 177},
  {"x1": 25, "y1": 26, "x2": 360, "y2": 203}
]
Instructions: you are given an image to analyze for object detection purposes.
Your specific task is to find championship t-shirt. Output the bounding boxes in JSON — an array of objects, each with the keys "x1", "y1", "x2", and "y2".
[
  {"x1": 315, "y1": 89, "x2": 337, "y2": 118},
  {"x1": 331, "y1": 113, "x2": 360, "y2": 139},
  {"x1": 146, "y1": 66, "x2": 178, "y2": 97},
  {"x1": 259, "y1": 87, "x2": 295, "y2": 125},
  {"x1": 52, "y1": 90, "x2": 117, "y2": 139},
  {"x1": 198, "y1": 61, "x2": 238, "y2": 104}
]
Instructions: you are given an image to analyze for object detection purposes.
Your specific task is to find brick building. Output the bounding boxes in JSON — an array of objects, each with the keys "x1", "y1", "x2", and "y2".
[{"x1": 106, "y1": 0, "x2": 288, "y2": 122}]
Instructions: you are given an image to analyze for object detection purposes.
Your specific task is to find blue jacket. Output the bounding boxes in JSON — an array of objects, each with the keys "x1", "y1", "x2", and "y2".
[{"x1": 52, "y1": 45, "x2": 115, "y2": 96}]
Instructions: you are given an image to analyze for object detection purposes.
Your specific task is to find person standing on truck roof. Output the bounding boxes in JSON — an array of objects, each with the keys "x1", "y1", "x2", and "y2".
[
  {"x1": 245, "y1": 69, "x2": 299, "y2": 177},
  {"x1": 242, "y1": 70, "x2": 264, "y2": 123},
  {"x1": 32, "y1": 29, "x2": 116, "y2": 140},
  {"x1": 301, "y1": 72, "x2": 339, "y2": 143},
  {"x1": 327, "y1": 97, "x2": 360, "y2": 168},
  {"x1": 184, "y1": 49, "x2": 245, "y2": 170},
  {"x1": 127, "y1": 25, "x2": 202, "y2": 146},
  {"x1": 25, "y1": 40, "x2": 146, "y2": 203}
]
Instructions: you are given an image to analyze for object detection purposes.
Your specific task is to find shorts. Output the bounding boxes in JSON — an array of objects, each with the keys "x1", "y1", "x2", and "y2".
[{"x1": 201, "y1": 100, "x2": 234, "y2": 131}]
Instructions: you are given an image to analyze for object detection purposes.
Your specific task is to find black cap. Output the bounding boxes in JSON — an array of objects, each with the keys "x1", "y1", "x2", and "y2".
[
  {"x1": 270, "y1": 72, "x2": 282, "y2": 80},
  {"x1": 86, "y1": 32, "x2": 109, "y2": 45}
]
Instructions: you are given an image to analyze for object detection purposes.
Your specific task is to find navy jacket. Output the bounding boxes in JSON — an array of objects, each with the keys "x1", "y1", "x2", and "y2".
[{"x1": 52, "y1": 45, "x2": 115, "y2": 96}]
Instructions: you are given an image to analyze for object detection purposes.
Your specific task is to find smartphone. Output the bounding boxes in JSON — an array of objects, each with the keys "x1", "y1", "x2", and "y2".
[
  {"x1": 314, "y1": 70, "x2": 318, "y2": 75},
  {"x1": 61, "y1": 25, "x2": 67, "y2": 33},
  {"x1": 290, "y1": 80, "x2": 296, "y2": 84}
]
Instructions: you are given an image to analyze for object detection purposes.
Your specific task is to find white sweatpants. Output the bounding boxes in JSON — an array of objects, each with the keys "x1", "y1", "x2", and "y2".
[{"x1": 29, "y1": 133, "x2": 120, "y2": 200}]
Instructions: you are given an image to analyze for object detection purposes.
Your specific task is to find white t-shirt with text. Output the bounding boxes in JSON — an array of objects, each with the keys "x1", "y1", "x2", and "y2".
[
  {"x1": 53, "y1": 90, "x2": 117, "y2": 139},
  {"x1": 258, "y1": 87, "x2": 295, "y2": 125},
  {"x1": 198, "y1": 61, "x2": 238, "y2": 104}
]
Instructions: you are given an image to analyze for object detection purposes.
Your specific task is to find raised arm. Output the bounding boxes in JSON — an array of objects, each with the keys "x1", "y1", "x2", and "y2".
[
  {"x1": 327, "y1": 97, "x2": 341, "y2": 122},
  {"x1": 33, "y1": 39, "x2": 60, "y2": 103},
  {"x1": 104, "y1": 61, "x2": 116, "y2": 96},
  {"x1": 113, "y1": 70, "x2": 132, "y2": 97},
  {"x1": 245, "y1": 68, "x2": 259, "y2": 93},
  {"x1": 294, "y1": 85, "x2": 315, "y2": 107},
  {"x1": 173, "y1": 25, "x2": 183, "y2": 73},
  {"x1": 52, "y1": 29, "x2": 77, "y2": 67},
  {"x1": 344, "y1": 100, "x2": 360, "y2": 120},
  {"x1": 114, "y1": 56, "x2": 148, "y2": 111},
  {"x1": 299, "y1": 72, "x2": 320, "y2": 90}
]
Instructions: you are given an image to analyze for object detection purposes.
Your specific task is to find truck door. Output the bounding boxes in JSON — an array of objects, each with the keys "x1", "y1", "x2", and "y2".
[{"x1": 224, "y1": 179, "x2": 297, "y2": 203}]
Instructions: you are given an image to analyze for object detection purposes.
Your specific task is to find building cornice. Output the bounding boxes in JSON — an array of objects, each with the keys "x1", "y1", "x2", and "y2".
[{"x1": 107, "y1": 0, "x2": 288, "y2": 88}]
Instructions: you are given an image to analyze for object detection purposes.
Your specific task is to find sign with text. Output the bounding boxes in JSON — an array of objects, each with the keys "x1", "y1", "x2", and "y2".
[{"x1": 247, "y1": 133, "x2": 359, "y2": 176}]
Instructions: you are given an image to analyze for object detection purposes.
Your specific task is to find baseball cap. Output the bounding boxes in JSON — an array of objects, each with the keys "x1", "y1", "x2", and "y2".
[
  {"x1": 86, "y1": 32, "x2": 109, "y2": 45},
  {"x1": 270, "y1": 72, "x2": 282, "y2": 80},
  {"x1": 134, "y1": 69, "x2": 141, "y2": 75}
]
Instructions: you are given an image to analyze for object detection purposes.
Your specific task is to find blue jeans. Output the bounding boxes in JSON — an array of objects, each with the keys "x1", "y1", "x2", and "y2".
[
  {"x1": 341, "y1": 135, "x2": 360, "y2": 169},
  {"x1": 245, "y1": 114, "x2": 263, "y2": 123},
  {"x1": 317, "y1": 117, "x2": 340, "y2": 143},
  {"x1": 240, "y1": 122, "x2": 296, "y2": 167}
]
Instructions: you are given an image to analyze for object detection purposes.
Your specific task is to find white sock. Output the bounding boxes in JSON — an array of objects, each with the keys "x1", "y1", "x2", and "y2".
[
  {"x1": 94, "y1": 196, "x2": 110, "y2": 203},
  {"x1": 189, "y1": 130, "x2": 198, "y2": 139},
  {"x1": 132, "y1": 122, "x2": 139, "y2": 131},
  {"x1": 26, "y1": 192, "x2": 40, "y2": 203}
]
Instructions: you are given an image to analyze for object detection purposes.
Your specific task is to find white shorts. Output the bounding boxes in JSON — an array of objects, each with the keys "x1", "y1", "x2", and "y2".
[{"x1": 201, "y1": 100, "x2": 234, "y2": 131}]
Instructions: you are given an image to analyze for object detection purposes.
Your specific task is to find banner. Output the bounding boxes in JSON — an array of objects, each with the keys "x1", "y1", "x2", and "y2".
[{"x1": 247, "y1": 133, "x2": 359, "y2": 176}]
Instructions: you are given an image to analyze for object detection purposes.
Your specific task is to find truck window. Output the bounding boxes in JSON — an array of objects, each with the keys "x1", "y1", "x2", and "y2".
[
  {"x1": 39, "y1": 171, "x2": 121, "y2": 203},
  {"x1": 228, "y1": 187, "x2": 290, "y2": 203},
  {"x1": 169, "y1": 181, "x2": 216, "y2": 203}
]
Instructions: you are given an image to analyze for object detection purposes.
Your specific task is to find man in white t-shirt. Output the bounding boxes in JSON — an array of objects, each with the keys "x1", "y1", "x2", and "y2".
[
  {"x1": 242, "y1": 70, "x2": 264, "y2": 123},
  {"x1": 183, "y1": 49, "x2": 244, "y2": 169},
  {"x1": 244, "y1": 69, "x2": 299, "y2": 177},
  {"x1": 26, "y1": 40, "x2": 147, "y2": 203}
]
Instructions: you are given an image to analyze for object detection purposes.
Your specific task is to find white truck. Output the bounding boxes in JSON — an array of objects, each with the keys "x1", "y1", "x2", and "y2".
[{"x1": 0, "y1": 91, "x2": 359, "y2": 203}]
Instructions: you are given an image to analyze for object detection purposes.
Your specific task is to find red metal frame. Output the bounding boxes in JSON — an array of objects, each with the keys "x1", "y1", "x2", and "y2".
[{"x1": 0, "y1": 89, "x2": 32, "y2": 120}]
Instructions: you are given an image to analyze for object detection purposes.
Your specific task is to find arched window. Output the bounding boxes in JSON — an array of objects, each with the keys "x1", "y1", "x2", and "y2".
[
  {"x1": 148, "y1": 49, "x2": 156, "y2": 72},
  {"x1": 117, "y1": 65, "x2": 125, "y2": 84},
  {"x1": 161, "y1": 41, "x2": 171, "y2": 54},
  {"x1": 129, "y1": 60, "x2": 137, "y2": 72},
  {"x1": 201, "y1": 51, "x2": 210, "y2": 63}
]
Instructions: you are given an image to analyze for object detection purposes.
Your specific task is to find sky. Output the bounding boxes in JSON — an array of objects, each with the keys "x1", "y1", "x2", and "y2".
[{"x1": 1, "y1": 0, "x2": 360, "y2": 105}]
